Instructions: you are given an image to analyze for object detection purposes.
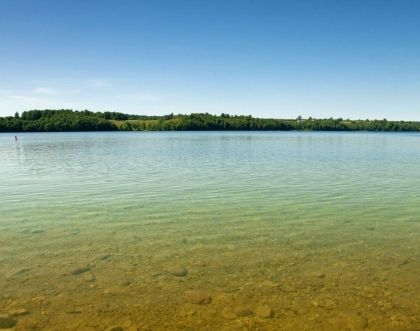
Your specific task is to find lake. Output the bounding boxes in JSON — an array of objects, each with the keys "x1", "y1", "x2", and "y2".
[{"x1": 0, "y1": 131, "x2": 419, "y2": 330}]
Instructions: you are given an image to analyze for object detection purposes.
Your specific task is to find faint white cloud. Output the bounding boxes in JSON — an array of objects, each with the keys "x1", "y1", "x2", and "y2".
[
  {"x1": 33, "y1": 87, "x2": 59, "y2": 95},
  {"x1": 116, "y1": 93, "x2": 161, "y2": 101},
  {"x1": 7, "y1": 95, "x2": 47, "y2": 102},
  {"x1": 89, "y1": 79, "x2": 111, "y2": 87},
  {"x1": 0, "y1": 90, "x2": 11, "y2": 95}
]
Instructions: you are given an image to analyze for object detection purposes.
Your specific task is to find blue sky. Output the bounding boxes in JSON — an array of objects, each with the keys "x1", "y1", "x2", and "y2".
[{"x1": 1, "y1": 0, "x2": 419, "y2": 119}]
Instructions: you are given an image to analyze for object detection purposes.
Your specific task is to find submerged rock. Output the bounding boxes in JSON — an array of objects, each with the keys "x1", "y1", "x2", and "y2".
[
  {"x1": 65, "y1": 309, "x2": 83, "y2": 314},
  {"x1": 118, "y1": 280, "x2": 131, "y2": 287},
  {"x1": 184, "y1": 290, "x2": 211, "y2": 304},
  {"x1": 399, "y1": 258, "x2": 410, "y2": 266},
  {"x1": 70, "y1": 229, "x2": 80, "y2": 235},
  {"x1": 327, "y1": 312, "x2": 368, "y2": 330},
  {"x1": 11, "y1": 268, "x2": 32, "y2": 277},
  {"x1": 259, "y1": 280, "x2": 279, "y2": 288},
  {"x1": 151, "y1": 271, "x2": 164, "y2": 277},
  {"x1": 0, "y1": 314, "x2": 17, "y2": 329},
  {"x1": 256, "y1": 305, "x2": 274, "y2": 318},
  {"x1": 346, "y1": 313, "x2": 368, "y2": 329},
  {"x1": 83, "y1": 273, "x2": 96, "y2": 283},
  {"x1": 107, "y1": 327, "x2": 125, "y2": 331},
  {"x1": 168, "y1": 267, "x2": 188, "y2": 277},
  {"x1": 192, "y1": 260, "x2": 206, "y2": 267},
  {"x1": 70, "y1": 267, "x2": 91, "y2": 275},
  {"x1": 222, "y1": 310, "x2": 237, "y2": 320},
  {"x1": 107, "y1": 326, "x2": 138, "y2": 331},
  {"x1": 234, "y1": 306, "x2": 253, "y2": 317},
  {"x1": 8, "y1": 308, "x2": 30, "y2": 317}
]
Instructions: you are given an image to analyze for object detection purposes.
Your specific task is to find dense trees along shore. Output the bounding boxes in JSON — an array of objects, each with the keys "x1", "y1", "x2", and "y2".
[{"x1": 1, "y1": 109, "x2": 420, "y2": 132}]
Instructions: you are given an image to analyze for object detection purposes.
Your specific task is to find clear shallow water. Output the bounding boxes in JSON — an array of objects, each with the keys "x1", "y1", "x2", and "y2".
[{"x1": 0, "y1": 131, "x2": 419, "y2": 331}]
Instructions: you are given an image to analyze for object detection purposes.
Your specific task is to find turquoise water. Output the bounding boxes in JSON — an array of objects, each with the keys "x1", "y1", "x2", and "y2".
[{"x1": 0, "y1": 132, "x2": 419, "y2": 330}]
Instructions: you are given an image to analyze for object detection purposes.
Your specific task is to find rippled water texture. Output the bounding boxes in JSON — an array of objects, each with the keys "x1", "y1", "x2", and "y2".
[{"x1": 0, "y1": 132, "x2": 419, "y2": 330}]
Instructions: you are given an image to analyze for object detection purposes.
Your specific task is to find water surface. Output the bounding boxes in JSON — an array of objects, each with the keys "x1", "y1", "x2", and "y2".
[{"x1": 0, "y1": 132, "x2": 419, "y2": 330}]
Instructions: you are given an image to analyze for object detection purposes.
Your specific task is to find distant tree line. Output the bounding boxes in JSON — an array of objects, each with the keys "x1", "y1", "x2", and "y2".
[
  {"x1": 1, "y1": 109, "x2": 420, "y2": 132},
  {"x1": 0, "y1": 109, "x2": 117, "y2": 132}
]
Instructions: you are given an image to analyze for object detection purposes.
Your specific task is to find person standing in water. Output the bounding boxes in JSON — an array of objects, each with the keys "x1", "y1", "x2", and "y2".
[{"x1": 15, "y1": 136, "x2": 17, "y2": 141}]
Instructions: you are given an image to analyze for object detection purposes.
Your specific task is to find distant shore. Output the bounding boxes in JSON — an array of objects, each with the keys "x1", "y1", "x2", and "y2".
[{"x1": 1, "y1": 109, "x2": 420, "y2": 132}]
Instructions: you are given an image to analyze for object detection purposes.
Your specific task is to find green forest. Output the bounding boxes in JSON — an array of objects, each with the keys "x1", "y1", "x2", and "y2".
[{"x1": 1, "y1": 109, "x2": 420, "y2": 132}]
